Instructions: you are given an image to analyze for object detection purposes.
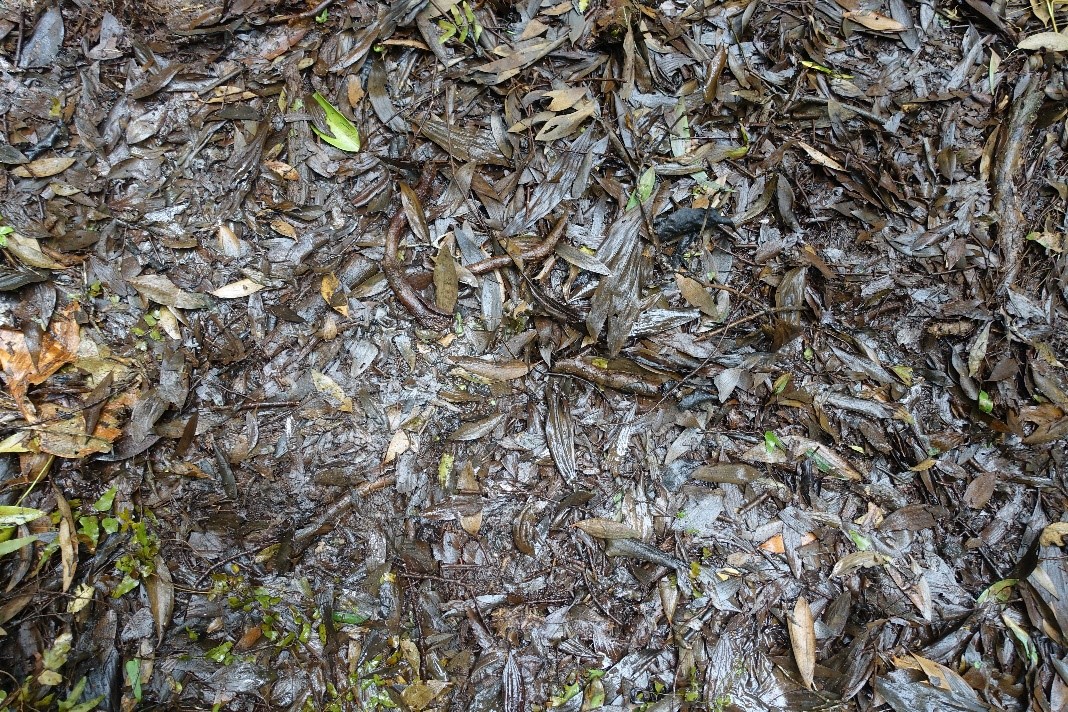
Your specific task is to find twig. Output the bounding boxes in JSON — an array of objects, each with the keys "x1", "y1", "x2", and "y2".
[
  {"x1": 795, "y1": 96, "x2": 893, "y2": 130},
  {"x1": 405, "y1": 212, "x2": 570, "y2": 289},
  {"x1": 654, "y1": 306, "x2": 805, "y2": 406},
  {"x1": 382, "y1": 164, "x2": 453, "y2": 331},
  {"x1": 467, "y1": 212, "x2": 569, "y2": 275}
]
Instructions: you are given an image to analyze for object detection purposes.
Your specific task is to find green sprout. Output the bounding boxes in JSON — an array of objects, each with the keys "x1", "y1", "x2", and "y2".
[{"x1": 438, "y1": 1, "x2": 481, "y2": 45}]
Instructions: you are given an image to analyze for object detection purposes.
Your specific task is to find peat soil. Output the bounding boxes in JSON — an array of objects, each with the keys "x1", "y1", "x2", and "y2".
[{"x1": 1, "y1": 1, "x2": 1067, "y2": 710}]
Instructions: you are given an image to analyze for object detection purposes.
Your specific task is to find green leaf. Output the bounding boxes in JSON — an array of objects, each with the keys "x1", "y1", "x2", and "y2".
[
  {"x1": 625, "y1": 167, "x2": 656, "y2": 211},
  {"x1": 78, "y1": 515, "x2": 100, "y2": 547},
  {"x1": 125, "y1": 659, "x2": 142, "y2": 702},
  {"x1": 1002, "y1": 613, "x2": 1038, "y2": 666},
  {"x1": 978, "y1": 390, "x2": 993, "y2": 413},
  {"x1": 764, "y1": 431, "x2": 784, "y2": 453},
  {"x1": 111, "y1": 575, "x2": 140, "y2": 598},
  {"x1": 310, "y1": 92, "x2": 361, "y2": 152},
  {"x1": 437, "y1": 19, "x2": 457, "y2": 43},
  {"x1": 0, "y1": 505, "x2": 47, "y2": 527},
  {"x1": 206, "y1": 641, "x2": 233, "y2": 663},
  {"x1": 977, "y1": 578, "x2": 1017, "y2": 605},
  {"x1": 847, "y1": 530, "x2": 871, "y2": 550},
  {"x1": 0, "y1": 534, "x2": 40, "y2": 557},
  {"x1": 455, "y1": 5, "x2": 469, "y2": 43},
  {"x1": 93, "y1": 486, "x2": 117, "y2": 512},
  {"x1": 467, "y1": 2, "x2": 481, "y2": 43}
]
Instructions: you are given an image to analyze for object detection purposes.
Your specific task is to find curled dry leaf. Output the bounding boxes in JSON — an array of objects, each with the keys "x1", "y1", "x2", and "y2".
[
  {"x1": 1039, "y1": 522, "x2": 1068, "y2": 547},
  {"x1": 1018, "y1": 31, "x2": 1068, "y2": 52},
  {"x1": 5, "y1": 233, "x2": 65, "y2": 269},
  {"x1": 832, "y1": 550, "x2": 890, "y2": 577},
  {"x1": 512, "y1": 501, "x2": 540, "y2": 556}
]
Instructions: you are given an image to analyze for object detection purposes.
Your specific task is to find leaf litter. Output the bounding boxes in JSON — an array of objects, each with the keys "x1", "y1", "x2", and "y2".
[{"x1": 0, "y1": 0, "x2": 1067, "y2": 710}]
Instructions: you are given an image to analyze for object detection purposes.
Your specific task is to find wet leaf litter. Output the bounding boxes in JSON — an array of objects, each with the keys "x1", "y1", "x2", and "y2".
[{"x1": 0, "y1": 1, "x2": 1066, "y2": 711}]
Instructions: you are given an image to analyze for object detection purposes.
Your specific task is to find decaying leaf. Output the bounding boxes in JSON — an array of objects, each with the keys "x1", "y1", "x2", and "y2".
[
  {"x1": 312, "y1": 371, "x2": 353, "y2": 413},
  {"x1": 573, "y1": 518, "x2": 641, "y2": 540},
  {"x1": 0, "y1": 304, "x2": 81, "y2": 417},
  {"x1": 843, "y1": 9, "x2": 906, "y2": 31},
  {"x1": 11, "y1": 155, "x2": 76, "y2": 178},
  {"x1": 788, "y1": 596, "x2": 816, "y2": 689},
  {"x1": 545, "y1": 377, "x2": 576, "y2": 481},
  {"x1": 448, "y1": 414, "x2": 505, "y2": 441},
  {"x1": 128, "y1": 274, "x2": 212, "y2": 310},
  {"x1": 434, "y1": 234, "x2": 458, "y2": 312},
  {"x1": 211, "y1": 278, "x2": 264, "y2": 298},
  {"x1": 450, "y1": 356, "x2": 530, "y2": 381}
]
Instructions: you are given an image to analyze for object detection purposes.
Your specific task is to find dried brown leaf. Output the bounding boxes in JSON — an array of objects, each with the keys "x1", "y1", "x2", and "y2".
[
  {"x1": 128, "y1": 274, "x2": 212, "y2": 310},
  {"x1": 145, "y1": 554, "x2": 174, "y2": 642},
  {"x1": 788, "y1": 596, "x2": 816, "y2": 689},
  {"x1": 434, "y1": 235, "x2": 458, "y2": 313},
  {"x1": 450, "y1": 356, "x2": 530, "y2": 381},
  {"x1": 843, "y1": 9, "x2": 906, "y2": 31},
  {"x1": 448, "y1": 414, "x2": 505, "y2": 441},
  {"x1": 573, "y1": 518, "x2": 641, "y2": 540}
]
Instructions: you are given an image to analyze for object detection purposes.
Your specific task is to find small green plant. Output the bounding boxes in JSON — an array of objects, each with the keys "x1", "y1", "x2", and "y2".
[
  {"x1": 315, "y1": 8, "x2": 329, "y2": 23},
  {"x1": 625, "y1": 167, "x2": 655, "y2": 211},
  {"x1": 310, "y1": 92, "x2": 361, "y2": 152},
  {"x1": 437, "y1": 1, "x2": 481, "y2": 45}
]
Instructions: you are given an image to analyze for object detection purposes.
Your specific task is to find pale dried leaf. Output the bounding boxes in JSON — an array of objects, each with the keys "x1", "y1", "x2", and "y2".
[
  {"x1": 788, "y1": 597, "x2": 816, "y2": 689},
  {"x1": 211, "y1": 278, "x2": 264, "y2": 298}
]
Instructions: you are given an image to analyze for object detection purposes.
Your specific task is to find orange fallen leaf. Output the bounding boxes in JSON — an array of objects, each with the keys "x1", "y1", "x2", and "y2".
[
  {"x1": 0, "y1": 305, "x2": 81, "y2": 418},
  {"x1": 35, "y1": 387, "x2": 136, "y2": 458}
]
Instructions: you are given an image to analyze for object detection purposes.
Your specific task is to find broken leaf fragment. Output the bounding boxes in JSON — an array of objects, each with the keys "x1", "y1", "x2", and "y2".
[{"x1": 310, "y1": 92, "x2": 361, "y2": 152}]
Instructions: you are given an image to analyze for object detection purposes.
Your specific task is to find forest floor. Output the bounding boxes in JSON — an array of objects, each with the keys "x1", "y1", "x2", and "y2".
[{"x1": 1, "y1": 1, "x2": 1067, "y2": 710}]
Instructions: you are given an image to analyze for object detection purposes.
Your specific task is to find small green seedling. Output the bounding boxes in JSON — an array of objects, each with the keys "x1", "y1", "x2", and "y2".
[{"x1": 310, "y1": 92, "x2": 361, "y2": 152}]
